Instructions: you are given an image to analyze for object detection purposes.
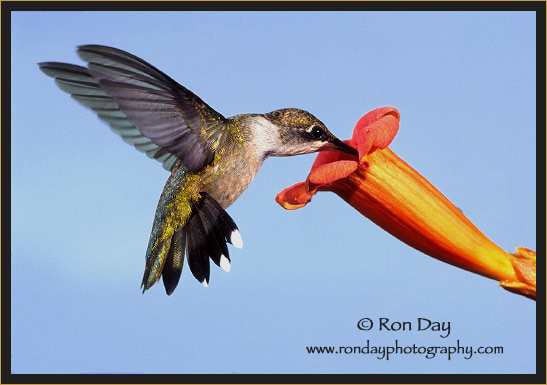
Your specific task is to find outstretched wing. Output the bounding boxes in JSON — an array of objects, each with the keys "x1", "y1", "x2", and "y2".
[
  {"x1": 40, "y1": 62, "x2": 179, "y2": 171},
  {"x1": 40, "y1": 45, "x2": 230, "y2": 172}
]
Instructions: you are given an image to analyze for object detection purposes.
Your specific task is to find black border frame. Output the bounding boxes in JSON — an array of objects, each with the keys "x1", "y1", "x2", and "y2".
[{"x1": 2, "y1": 1, "x2": 545, "y2": 384}]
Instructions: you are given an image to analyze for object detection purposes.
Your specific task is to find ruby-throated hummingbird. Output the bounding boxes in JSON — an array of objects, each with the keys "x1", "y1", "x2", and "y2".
[{"x1": 39, "y1": 45, "x2": 357, "y2": 295}]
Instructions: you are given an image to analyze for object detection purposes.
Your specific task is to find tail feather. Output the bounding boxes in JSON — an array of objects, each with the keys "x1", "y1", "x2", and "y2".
[
  {"x1": 161, "y1": 226, "x2": 186, "y2": 295},
  {"x1": 141, "y1": 237, "x2": 172, "y2": 293},
  {"x1": 203, "y1": 194, "x2": 241, "y2": 247},
  {"x1": 198, "y1": 199, "x2": 231, "y2": 269},
  {"x1": 142, "y1": 192, "x2": 241, "y2": 294},
  {"x1": 186, "y1": 203, "x2": 211, "y2": 286},
  {"x1": 183, "y1": 194, "x2": 240, "y2": 287}
]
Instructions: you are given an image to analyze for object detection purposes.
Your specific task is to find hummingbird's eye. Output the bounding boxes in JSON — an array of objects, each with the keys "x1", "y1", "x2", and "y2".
[{"x1": 311, "y1": 126, "x2": 325, "y2": 140}]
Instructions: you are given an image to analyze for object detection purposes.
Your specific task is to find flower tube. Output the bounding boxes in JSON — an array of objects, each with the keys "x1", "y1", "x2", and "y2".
[{"x1": 276, "y1": 107, "x2": 536, "y2": 300}]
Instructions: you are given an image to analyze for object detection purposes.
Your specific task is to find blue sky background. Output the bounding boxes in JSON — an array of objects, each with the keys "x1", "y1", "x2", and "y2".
[{"x1": 11, "y1": 11, "x2": 536, "y2": 374}]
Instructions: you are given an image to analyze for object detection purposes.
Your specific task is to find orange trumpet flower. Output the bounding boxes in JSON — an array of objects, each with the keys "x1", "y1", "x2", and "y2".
[{"x1": 276, "y1": 107, "x2": 536, "y2": 300}]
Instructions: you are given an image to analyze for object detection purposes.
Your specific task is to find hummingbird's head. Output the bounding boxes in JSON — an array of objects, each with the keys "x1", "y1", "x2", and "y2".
[{"x1": 259, "y1": 108, "x2": 358, "y2": 158}]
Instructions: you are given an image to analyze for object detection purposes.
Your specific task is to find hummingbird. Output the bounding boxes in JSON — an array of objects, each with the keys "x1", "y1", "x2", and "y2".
[{"x1": 39, "y1": 45, "x2": 358, "y2": 295}]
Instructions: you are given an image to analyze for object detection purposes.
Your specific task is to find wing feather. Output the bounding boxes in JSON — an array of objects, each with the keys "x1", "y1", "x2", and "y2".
[
  {"x1": 77, "y1": 45, "x2": 226, "y2": 171},
  {"x1": 40, "y1": 45, "x2": 237, "y2": 172},
  {"x1": 39, "y1": 62, "x2": 179, "y2": 171}
]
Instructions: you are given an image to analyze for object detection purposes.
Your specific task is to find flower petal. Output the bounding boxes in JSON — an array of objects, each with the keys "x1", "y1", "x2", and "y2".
[
  {"x1": 275, "y1": 182, "x2": 312, "y2": 210},
  {"x1": 351, "y1": 107, "x2": 400, "y2": 163},
  {"x1": 499, "y1": 247, "x2": 536, "y2": 299},
  {"x1": 308, "y1": 160, "x2": 358, "y2": 185},
  {"x1": 310, "y1": 142, "x2": 357, "y2": 171}
]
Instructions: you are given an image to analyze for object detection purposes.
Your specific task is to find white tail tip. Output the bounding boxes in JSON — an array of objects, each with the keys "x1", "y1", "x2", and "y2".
[
  {"x1": 230, "y1": 229, "x2": 243, "y2": 249},
  {"x1": 201, "y1": 279, "x2": 208, "y2": 287},
  {"x1": 220, "y1": 255, "x2": 231, "y2": 272}
]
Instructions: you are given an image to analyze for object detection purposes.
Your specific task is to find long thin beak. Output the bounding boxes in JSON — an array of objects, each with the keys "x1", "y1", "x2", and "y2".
[{"x1": 329, "y1": 138, "x2": 359, "y2": 157}]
